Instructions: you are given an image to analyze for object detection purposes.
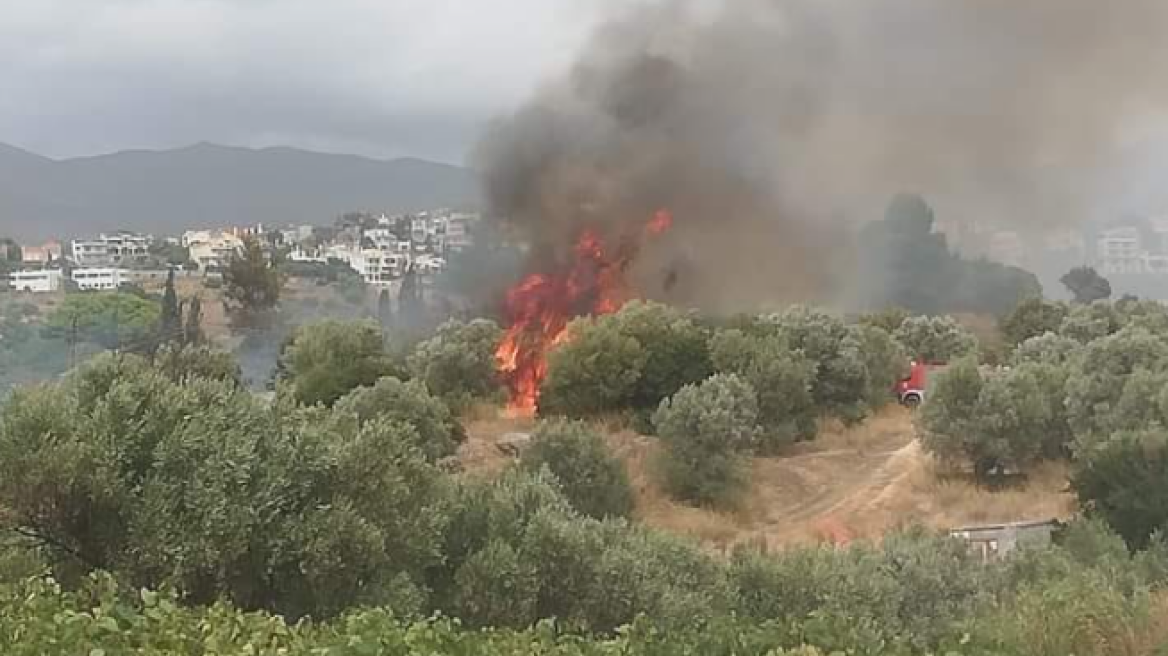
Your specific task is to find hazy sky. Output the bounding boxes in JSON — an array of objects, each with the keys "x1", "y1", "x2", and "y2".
[{"x1": 0, "y1": 0, "x2": 631, "y2": 163}]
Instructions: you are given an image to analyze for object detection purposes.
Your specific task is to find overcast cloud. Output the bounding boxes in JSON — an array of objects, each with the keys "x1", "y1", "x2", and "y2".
[{"x1": 0, "y1": 0, "x2": 631, "y2": 163}]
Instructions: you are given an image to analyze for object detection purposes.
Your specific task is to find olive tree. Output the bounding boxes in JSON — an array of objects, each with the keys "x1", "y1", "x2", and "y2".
[
  {"x1": 1064, "y1": 327, "x2": 1168, "y2": 445},
  {"x1": 1000, "y1": 298, "x2": 1068, "y2": 349},
  {"x1": 538, "y1": 319, "x2": 646, "y2": 418},
  {"x1": 1072, "y1": 430, "x2": 1168, "y2": 550},
  {"x1": 333, "y1": 376, "x2": 466, "y2": 462},
  {"x1": 653, "y1": 374, "x2": 760, "y2": 508},
  {"x1": 1058, "y1": 301, "x2": 1121, "y2": 344},
  {"x1": 0, "y1": 354, "x2": 447, "y2": 619},
  {"x1": 893, "y1": 315, "x2": 978, "y2": 363},
  {"x1": 709, "y1": 328, "x2": 817, "y2": 451},
  {"x1": 538, "y1": 301, "x2": 711, "y2": 422},
  {"x1": 520, "y1": 420, "x2": 634, "y2": 519},
  {"x1": 278, "y1": 319, "x2": 399, "y2": 407},
  {"x1": 921, "y1": 358, "x2": 1071, "y2": 478},
  {"x1": 764, "y1": 306, "x2": 871, "y2": 423},
  {"x1": 407, "y1": 318, "x2": 503, "y2": 411}
]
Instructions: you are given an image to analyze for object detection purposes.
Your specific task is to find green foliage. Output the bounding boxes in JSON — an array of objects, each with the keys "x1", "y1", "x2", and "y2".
[
  {"x1": 921, "y1": 359, "x2": 1072, "y2": 477},
  {"x1": 539, "y1": 302, "x2": 711, "y2": 421},
  {"x1": 1000, "y1": 297, "x2": 1068, "y2": 349},
  {"x1": 46, "y1": 291, "x2": 161, "y2": 352},
  {"x1": 408, "y1": 318, "x2": 503, "y2": 411},
  {"x1": 708, "y1": 328, "x2": 817, "y2": 450},
  {"x1": 765, "y1": 306, "x2": 871, "y2": 423},
  {"x1": 520, "y1": 420, "x2": 634, "y2": 519},
  {"x1": 539, "y1": 320, "x2": 647, "y2": 418},
  {"x1": 1011, "y1": 332, "x2": 1080, "y2": 366},
  {"x1": 222, "y1": 236, "x2": 282, "y2": 329},
  {"x1": 0, "y1": 355, "x2": 446, "y2": 619},
  {"x1": 1073, "y1": 430, "x2": 1168, "y2": 550},
  {"x1": 1064, "y1": 326, "x2": 1168, "y2": 444},
  {"x1": 858, "y1": 306, "x2": 911, "y2": 333},
  {"x1": 182, "y1": 296, "x2": 204, "y2": 345},
  {"x1": 731, "y1": 527, "x2": 988, "y2": 652},
  {"x1": 1059, "y1": 300, "x2": 1122, "y2": 343},
  {"x1": 853, "y1": 324, "x2": 910, "y2": 411},
  {"x1": 893, "y1": 314, "x2": 978, "y2": 363},
  {"x1": 1061, "y1": 265, "x2": 1112, "y2": 304},
  {"x1": 333, "y1": 376, "x2": 465, "y2": 462},
  {"x1": 153, "y1": 344, "x2": 242, "y2": 386},
  {"x1": 653, "y1": 374, "x2": 759, "y2": 508},
  {"x1": 159, "y1": 267, "x2": 182, "y2": 344},
  {"x1": 279, "y1": 319, "x2": 398, "y2": 407}
]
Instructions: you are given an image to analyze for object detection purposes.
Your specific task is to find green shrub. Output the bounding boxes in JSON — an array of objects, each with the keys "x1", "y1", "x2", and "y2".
[
  {"x1": 921, "y1": 359, "x2": 1071, "y2": 478},
  {"x1": 407, "y1": 318, "x2": 503, "y2": 411},
  {"x1": 278, "y1": 319, "x2": 399, "y2": 407},
  {"x1": 1073, "y1": 430, "x2": 1168, "y2": 550},
  {"x1": 520, "y1": 420, "x2": 634, "y2": 519},
  {"x1": 538, "y1": 302, "x2": 711, "y2": 421},
  {"x1": 653, "y1": 374, "x2": 759, "y2": 508},
  {"x1": 333, "y1": 376, "x2": 465, "y2": 462},
  {"x1": 539, "y1": 319, "x2": 646, "y2": 417},
  {"x1": 893, "y1": 314, "x2": 978, "y2": 363},
  {"x1": 0, "y1": 355, "x2": 446, "y2": 619},
  {"x1": 709, "y1": 328, "x2": 817, "y2": 450}
]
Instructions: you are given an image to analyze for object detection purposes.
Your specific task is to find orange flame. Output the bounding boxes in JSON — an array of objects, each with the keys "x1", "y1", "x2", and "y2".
[{"x1": 495, "y1": 210, "x2": 673, "y2": 414}]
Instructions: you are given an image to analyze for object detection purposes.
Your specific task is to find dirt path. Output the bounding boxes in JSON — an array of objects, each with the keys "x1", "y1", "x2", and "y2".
[{"x1": 462, "y1": 407, "x2": 1074, "y2": 551}]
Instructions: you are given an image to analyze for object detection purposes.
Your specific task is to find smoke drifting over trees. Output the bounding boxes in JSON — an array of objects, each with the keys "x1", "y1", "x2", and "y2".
[{"x1": 477, "y1": 0, "x2": 1168, "y2": 311}]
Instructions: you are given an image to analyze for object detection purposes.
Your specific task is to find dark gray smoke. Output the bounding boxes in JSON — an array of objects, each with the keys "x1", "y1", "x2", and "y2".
[{"x1": 477, "y1": 0, "x2": 1168, "y2": 311}]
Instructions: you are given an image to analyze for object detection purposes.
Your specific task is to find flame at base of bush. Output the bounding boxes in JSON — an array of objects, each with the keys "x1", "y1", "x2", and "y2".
[{"x1": 496, "y1": 211, "x2": 673, "y2": 414}]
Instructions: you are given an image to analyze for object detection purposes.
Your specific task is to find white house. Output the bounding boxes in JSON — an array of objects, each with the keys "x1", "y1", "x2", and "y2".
[
  {"x1": 72, "y1": 267, "x2": 127, "y2": 291},
  {"x1": 8, "y1": 269, "x2": 63, "y2": 293},
  {"x1": 350, "y1": 249, "x2": 408, "y2": 285},
  {"x1": 71, "y1": 233, "x2": 150, "y2": 266},
  {"x1": 1096, "y1": 226, "x2": 1144, "y2": 274}
]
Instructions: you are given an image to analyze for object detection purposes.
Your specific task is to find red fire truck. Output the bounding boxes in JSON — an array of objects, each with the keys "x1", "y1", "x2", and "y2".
[{"x1": 894, "y1": 361, "x2": 947, "y2": 408}]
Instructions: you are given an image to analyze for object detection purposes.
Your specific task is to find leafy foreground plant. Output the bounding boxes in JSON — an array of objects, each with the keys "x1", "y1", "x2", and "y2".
[{"x1": 0, "y1": 573, "x2": 1060, "y2": 656}]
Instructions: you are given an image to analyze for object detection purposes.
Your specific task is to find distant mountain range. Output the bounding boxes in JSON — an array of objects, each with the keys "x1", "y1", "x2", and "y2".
[{"x1": 0, "y1": 142, "x2": 481, "y2": 242}]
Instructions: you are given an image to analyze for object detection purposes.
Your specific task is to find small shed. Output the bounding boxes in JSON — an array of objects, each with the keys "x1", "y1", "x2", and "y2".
[{"x1": 949, "y1": 519, "x2": 1060, "y2": 561}]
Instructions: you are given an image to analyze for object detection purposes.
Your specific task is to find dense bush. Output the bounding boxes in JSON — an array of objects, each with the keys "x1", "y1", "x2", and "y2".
[
  {"x1": 407, "y1": 318, "x2": 503, "y2": 411},
  {"x1": 764, "y1": 307, "x2": 871, "y2": 423},
  {"x1": 278, "y1": 319, "x2": 399, "y2": 407},
  {"x1": 1058, "y1": 300, "x2": 1121, "y2": 343},
  {"x1": 893, "y1": 314, "x2": 978, "y2": 363},
  {"x1": 520, "y1": 420, "x2": 634, "y2": 519},
  {"x1": 653, "y1": 374, "x2": 759, "y2": 508},
  {"x1": 333, "y1": 376, "x2": 466, "y2": 462},
  {"x1": 0, "y1": 354, "x2": 445, "y2": 619},
  {"x1": 920, "y1": 358, "x2": 1072, "y2": 478},
  {"x1": 709, "y1": 328, "x2": 817, "y2": 450},
  {"x1": 999, "y1": 297, "x2": 1068, "y2": 348},
  {"x1": 1064, "y1": 326, "x2": 1168, "y2": 445},
  {"x1": 539, "y1": 302, "x2": 710, "y2": 421},
  {"x1": 539, "y1": 319, "x2": 646, "y2": 417},
  {"x1": 1073, "y1": 430, "x2": 1168, "y2": 550}
]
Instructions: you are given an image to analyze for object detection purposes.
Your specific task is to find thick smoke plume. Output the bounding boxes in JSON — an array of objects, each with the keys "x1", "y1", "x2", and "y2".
[{"x1": 477, "y1": 0, "x2": 1168, "y2": 311}]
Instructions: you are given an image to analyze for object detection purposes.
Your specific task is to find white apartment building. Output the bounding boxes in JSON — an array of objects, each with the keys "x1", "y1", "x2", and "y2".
[
  {"x1": 1096, "y1": 226, "x2": 1144, "y2": 274},
  {"x1": 350, "y1": 249, "x2": 408, "y2": 285},
  {"x1": 71, "y1": 233, "x2": 150, "y2": 266},
  {"x1": 72, "y1": 267, "x2": 126, "y2": 291},
  {"x1": 445, "y1": 213, "x2": 477, "y2": 252},
  {"x1": 8, "y1": 269, "x2": 63, "y2": 293}
]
